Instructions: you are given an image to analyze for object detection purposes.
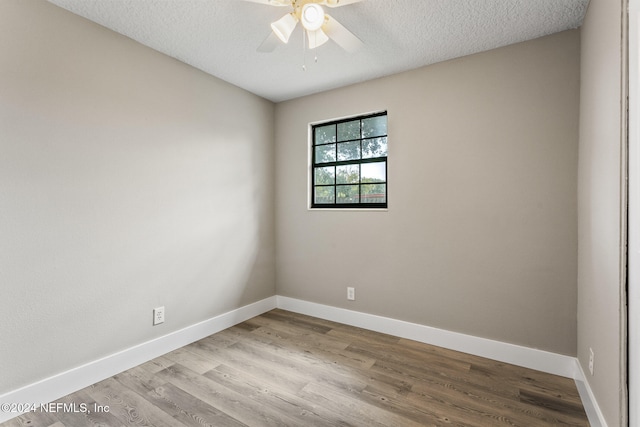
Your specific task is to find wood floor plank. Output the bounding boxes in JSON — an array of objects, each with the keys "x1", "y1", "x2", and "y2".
[
  {"x1": 347, "y1": 340, "x2": 473, "y2": 380},
  {"x1": 238, "y1": 326, "x2": 414, "y2": 399},
  {"x1": 204, "y1": 364, "x2": 351, "y2": 427},
  {"x1": 367, "y1": 347, "x2": 524, "y2": 403},
  {"x1": 259, "y1": 310, "x2": 334, "y2": 335},
  {"x1": 83, "y1": 377, "x2": 185, "y2": 427},
  {"x1": 298, "y1": 381, "x2": 428, "y2": 427},
  {"x1": 247, "y1": 318, "x2": 351, "y2": 352},
  {"x1": 112, "y1": 367, "x2": 168, "y2": 400},
  {"x1": 518, "y1": 388, "x2": 589, "y2": 423},
  {"x1": 2, "y1": 407, "x2": 59, "y2": 427},
  {"x1": 254, "y1": 324, "x2": 372, "y2": 370},
  {"x1": 138, "y1": 355, "x2": 176, "y2": 374},
  {"x1": 163, "y1": 346, "x2": 221, "y2": 375},
  {"x1": 200, "y1": 340, "x2": 312, "y2": 395},
  {"x1": 224, "y1": 338, "x2": 371, "y2": 394},
  {"x1": 0, "y1": 309, "x2": 590, "y2": 427},
  {"x1": 53, "y1": 389, "x2": 127, "y2": 427},
  {"x1": 516, "y1": 372, "x2": 583, "y2": 403},
  {"x1": 409, "y1": 377, "x2": 568, "y2": 426},
  {"x1": 326, "y1": 324, "x2": 401, "y2": 347},
  {"x1": 145, "y1": 382, "x2": 246, "y2": 427},
  {"x1": 156, "y1": 363, "x2": 298, "y2": 427}
]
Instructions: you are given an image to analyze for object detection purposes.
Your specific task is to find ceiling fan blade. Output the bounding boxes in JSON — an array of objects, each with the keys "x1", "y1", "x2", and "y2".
[
  {"x1": 241, "y1": 0, "x2": 291, "y2": 6},
  {"x1": 323, "y1": 15, "x2": 363, "y2": 52},
  {"x1": 307, "y1": 28, "x2": 330, "y2": 49},
  {"x1": 257, "y1": 31, "x2": 281, "y2": 52},
  {"x1": 322, "y1": 0, "x2": 364, "y2": 8}
]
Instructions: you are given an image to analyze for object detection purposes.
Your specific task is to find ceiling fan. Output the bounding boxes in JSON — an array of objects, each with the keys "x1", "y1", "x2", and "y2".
[{"x1": 244, "y1": 0, "x2": 364, "y2": 53}]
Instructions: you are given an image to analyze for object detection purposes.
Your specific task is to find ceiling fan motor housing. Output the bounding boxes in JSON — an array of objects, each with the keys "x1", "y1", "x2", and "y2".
[{"x1": 301, "y1": 3, "x2": 325, "y2": 31}]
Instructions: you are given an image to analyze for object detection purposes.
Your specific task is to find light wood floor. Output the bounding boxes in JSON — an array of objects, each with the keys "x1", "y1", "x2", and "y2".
[{"x1": 2, "y1": 309, "x2": 589, "y2": 426}]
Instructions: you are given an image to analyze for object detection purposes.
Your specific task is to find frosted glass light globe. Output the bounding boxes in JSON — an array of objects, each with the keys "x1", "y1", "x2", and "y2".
[{"x1": 301, "y1": 3, "x2": 325, "y2": 31}]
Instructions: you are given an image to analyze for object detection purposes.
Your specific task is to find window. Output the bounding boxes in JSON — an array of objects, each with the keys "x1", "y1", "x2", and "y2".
[{"x1": 311, "y1": 112, "x2": 388, "y2": 209}]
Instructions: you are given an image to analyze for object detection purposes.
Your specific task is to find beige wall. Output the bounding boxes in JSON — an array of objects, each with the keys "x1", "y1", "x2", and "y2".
[
  {"x1": 577, "y1": 0, "x2": 627, "y2": 424},
  {"x1": 0, "y1": 0, "x2": 275, "y2": 394},
  {"x1": 275, "y1": 31, "x2": 580, "y2": 355}
]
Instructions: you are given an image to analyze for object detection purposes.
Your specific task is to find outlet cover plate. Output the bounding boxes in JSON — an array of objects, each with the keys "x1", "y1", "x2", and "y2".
[{"x1": 153, "y1": 306, "x2": 165, "y2": 325}]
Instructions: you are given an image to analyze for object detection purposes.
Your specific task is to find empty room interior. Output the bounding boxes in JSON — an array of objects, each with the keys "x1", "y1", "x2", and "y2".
[{"x1": 0, "y1": 0, "x2": 632, "y2": 426}]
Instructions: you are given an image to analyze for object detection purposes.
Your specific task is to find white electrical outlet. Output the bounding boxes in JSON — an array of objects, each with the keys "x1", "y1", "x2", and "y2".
[
  {"x1": 153, "y1": 306, "x2": 165, "y2": 325},
  {"x1": 347, "y1": 287, "x2": 355, "y2": 301},
  {"x1": 588, "y1": 348, "x2": 594, "y2": 375}
]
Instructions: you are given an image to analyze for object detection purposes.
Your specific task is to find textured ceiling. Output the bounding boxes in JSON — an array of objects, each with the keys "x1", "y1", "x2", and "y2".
[{"x1": 47, "y1": 0, "x2": 589, "y2": 102}]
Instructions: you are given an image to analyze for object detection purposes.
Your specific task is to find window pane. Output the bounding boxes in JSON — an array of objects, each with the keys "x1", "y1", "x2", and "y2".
[
  {"x1": 315, "y1": 186, "x2": 335, "y2": 204},
  {"x1": 336, "y1": 164, "x2": 359, "y2": 184},
  {"x1": 315, "y1": 125, "x2": 336, "y2": 145},
  {"x1": 361, "y1": 162, "x2": 386, "y2": 183},
  {"x1": 315, "y1": 167, "x2": 335, "y2": 185},
  {"x1": 315, "y1": 144, "x2": 336, "y2": 163},
  {"x1": 336, "y1": 185, "x2": 359, "y2": 204},
  {"x1": 311, "y1": 112, "x2": 387, "y2": 209},
  {"x1": 362, "y1": 115, "x2": 387, "y2": 138},
  {"x1": 337, "y1": 141, "x2": 360, "y2": 161},
  {"x1": 337, "y1": 120, "x2": 360, "y2": 141},
  {"x1": 361, "y1": 184, "x2": 386, "y2": 203},
  {"x1": 362, "y1": 137, "x2": 387, "y2": 159}
]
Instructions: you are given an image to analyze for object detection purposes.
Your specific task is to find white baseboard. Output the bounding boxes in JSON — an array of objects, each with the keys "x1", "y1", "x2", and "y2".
[
  {"x1": 0, "y1": 296, "x2": 277, "y2": 424},
  {"x1": 573, "y1": 360, "x2": 609, "y2": 427}
]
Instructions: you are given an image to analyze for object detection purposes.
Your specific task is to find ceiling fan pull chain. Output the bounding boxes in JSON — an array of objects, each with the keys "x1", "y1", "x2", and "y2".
[
  {"x1": 314, "y1": 31, "x2": 318, "y2": 63},
  {"x1": 302, "y1": 30, "x2": 307, "y2": 71}
]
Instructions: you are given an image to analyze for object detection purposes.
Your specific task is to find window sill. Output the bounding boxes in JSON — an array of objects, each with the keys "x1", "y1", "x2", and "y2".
[{"x1": 308, "y1": 207, "x2": 389, "y2": 212}]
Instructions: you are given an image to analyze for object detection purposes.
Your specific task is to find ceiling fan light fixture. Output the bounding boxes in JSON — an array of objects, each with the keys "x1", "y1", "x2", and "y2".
[
  {"x1": 271, "y1": 13, "x2": 298, "y2": 43},
  {"x1": 307, "y1": 28, "x2": 329, "y2": 49},
  {"x1": 301, "y1": 3, "x2": 325, "y2": 31}
]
